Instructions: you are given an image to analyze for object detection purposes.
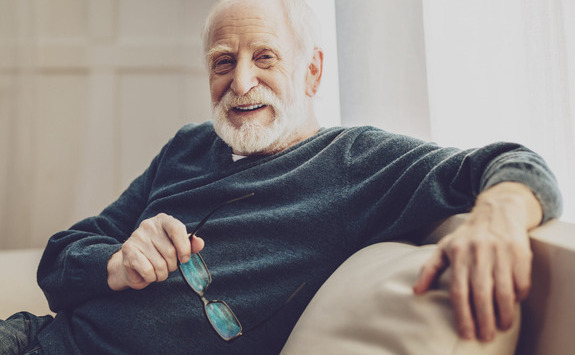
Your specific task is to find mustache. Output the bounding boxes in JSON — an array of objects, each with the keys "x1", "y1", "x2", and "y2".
[{"x1": 216, "y1": 86, "x2": 284, "y2": 112}]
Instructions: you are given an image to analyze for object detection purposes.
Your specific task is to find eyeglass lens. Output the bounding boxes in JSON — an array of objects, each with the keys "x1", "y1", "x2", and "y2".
[
  {"x1": 180, "y1": 253, "x2": 242, "y2": 340},
  {"x1": 180, "y1": 253, "x2": 211, "y2": 295},
  {"x1": 206, "y1": 301, "x2": 242, "y2": 341}
]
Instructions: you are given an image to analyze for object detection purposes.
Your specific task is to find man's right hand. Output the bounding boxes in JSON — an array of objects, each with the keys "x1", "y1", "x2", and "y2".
[{"x1": 107, "y1": 213, "x2": 205, "y2": 291}]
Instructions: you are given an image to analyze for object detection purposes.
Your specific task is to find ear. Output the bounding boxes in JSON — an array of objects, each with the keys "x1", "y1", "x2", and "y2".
[{"x1": 305, "y1": 48, "x2": 324, "y2": 97}]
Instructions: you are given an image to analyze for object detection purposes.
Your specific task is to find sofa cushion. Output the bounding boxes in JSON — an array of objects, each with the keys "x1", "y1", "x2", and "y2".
[
  {"x1": 0, "y1": 249, "x2": 51, "y2": 319},
  {"x1": 281, "y1": 242, "x2": 520, "y2": 355}
]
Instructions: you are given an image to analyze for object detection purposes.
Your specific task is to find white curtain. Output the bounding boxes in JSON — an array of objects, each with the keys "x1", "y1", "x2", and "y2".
[
  {"x1": 335, "y1": 0, "x2": 431, "y2": 140},
  {"x1": 336, "y1": 0, "x2": 575, "y2": 223},
  {"x1": 422, "y1": 0, "x2": 574, "y2": 222}
]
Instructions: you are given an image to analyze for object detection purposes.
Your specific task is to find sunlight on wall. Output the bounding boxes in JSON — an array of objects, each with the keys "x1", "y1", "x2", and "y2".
[{"x1": 306, "y1": 0, "x2": 341, "y2": 128}]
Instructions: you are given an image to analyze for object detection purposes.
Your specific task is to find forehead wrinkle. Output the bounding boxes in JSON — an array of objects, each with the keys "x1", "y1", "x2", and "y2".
[
  {"x1": 212, "y1": 26, "x2": 278, "y2": 44},
  {"x1": 209, "y1": 10, "x2": 289, "y2": 47},
  {"x1": 212, "y1": 15, "x2": 279, "y2": 35}
]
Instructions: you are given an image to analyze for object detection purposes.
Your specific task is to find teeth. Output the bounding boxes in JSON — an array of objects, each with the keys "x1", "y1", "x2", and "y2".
[{"x1": 235, "y1": 104, "x2": 264, "y2": 111}]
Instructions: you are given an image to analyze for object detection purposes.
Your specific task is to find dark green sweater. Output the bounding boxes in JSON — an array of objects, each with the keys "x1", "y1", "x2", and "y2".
[{"x1": 36, "y1": 123, "x2": 561, "y2": 354}]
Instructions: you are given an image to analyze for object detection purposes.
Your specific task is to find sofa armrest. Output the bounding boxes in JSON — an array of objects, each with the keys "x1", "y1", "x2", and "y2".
[
  {"x1": 0, "y1": 248, "x2": 52, "y2": 319},
  {"x1": 424, "y1": 215, "x2": 575, "y2": 355},
  {"x1": 517, "y1": 219, "x2": 575, "y2": 355}
]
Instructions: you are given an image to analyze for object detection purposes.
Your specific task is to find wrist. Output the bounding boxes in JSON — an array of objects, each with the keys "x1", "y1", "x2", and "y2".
[
  {"x1": 107, "y1": 250, "x2": 128, "y2": 291},
  {"x1": 475, "y1": 182, "x2": 543, "y2": 230}
]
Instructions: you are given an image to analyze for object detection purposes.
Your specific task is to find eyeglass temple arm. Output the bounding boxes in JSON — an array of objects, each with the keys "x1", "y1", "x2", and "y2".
[
  {"x1": 242, "y1": 282, "x2": 307, "y2": 336},
  {"x1": 189, "y1": 192, "x2": 255, "y2": 237}
]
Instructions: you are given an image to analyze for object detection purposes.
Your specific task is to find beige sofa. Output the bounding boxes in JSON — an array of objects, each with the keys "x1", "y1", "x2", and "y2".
[{"x1": 1, "y1": 216, "x2": 573, "y2": 354}]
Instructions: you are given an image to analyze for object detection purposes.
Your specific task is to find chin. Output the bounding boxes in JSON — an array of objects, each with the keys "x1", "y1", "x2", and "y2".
[
  {"x1": 211, "y1": 85, "x2": 307, "y2": 155},
  {"x1": 213, "y1": 113, "x2": 296, "y2": 155}
]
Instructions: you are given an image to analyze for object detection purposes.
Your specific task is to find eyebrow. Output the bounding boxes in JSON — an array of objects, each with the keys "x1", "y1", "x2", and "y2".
[
  {"x1": 249, "y1": 41, "x2": 282, "y2": 58},
  {"x1": 206, "y1": 41, "x2": 282, "y2": 63},
  {"x1": 206, "y1": 44, "x2": 234, "y2": 64}
]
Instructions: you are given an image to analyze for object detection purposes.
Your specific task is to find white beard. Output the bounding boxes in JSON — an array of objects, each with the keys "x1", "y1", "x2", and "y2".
[{"x1": 212, "y1": 84, "x2": 307, "y2": 155}]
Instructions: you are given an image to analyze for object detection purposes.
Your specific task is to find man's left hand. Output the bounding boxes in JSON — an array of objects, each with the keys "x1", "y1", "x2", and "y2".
[{"x1": 413, "y1": 182, "x2": 543, "y2": 342}]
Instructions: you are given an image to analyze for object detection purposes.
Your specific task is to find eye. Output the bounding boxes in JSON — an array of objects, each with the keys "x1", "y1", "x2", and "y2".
[
  {"x1": 255, "y1": 51, "x2": 277, "y2": 68},
  {"x1": 212, "y1": 56, "x2": 235, "y2": 74}
]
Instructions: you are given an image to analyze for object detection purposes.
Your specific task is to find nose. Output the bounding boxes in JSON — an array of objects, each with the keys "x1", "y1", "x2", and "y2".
[{"x1": 230, "y1": 59, "x2": 258, "y2": 96}]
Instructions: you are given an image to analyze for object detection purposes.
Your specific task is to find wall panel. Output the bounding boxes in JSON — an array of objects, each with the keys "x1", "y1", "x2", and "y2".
[
  {"x1": 35, "y1": 0, "x2": 87, "y2": 40},
  {"x1": 119, "y1": 72, "x2": 189, "y2": 187},
  {"x1": 1, "y1": 0, "x2": 216, "y2": 249},
  {"x1": 31, "y1": 74, "x2": 88, "y2": 245}
]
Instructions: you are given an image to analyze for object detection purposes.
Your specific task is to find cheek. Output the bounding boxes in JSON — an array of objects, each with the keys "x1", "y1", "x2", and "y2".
[
  {"x1": 209, "y1": 76, "x2": 230, "y2": 104},
  {"x1": 280, "y1": 62, "x2": 305, "y2": 96},
  {"x1": 275, "y1": 78, "x2": 300, "y2": 103},
  {"x1": 262, "y1": 71, "x2": 294, "y2": 100}
]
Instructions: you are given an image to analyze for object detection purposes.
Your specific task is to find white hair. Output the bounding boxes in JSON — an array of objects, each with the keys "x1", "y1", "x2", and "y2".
[{"x1": 201, "y1": 0, "x2": 322, "y2": 66}]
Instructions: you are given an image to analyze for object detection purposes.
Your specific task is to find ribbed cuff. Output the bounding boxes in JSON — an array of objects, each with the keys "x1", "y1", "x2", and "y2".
[{"x1": 480, "y1": 150, "x2": 563, "y2": 224}]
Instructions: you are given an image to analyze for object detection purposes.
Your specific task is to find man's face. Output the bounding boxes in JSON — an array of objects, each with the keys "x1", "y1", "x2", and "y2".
[{"x1": 207, "y1": 0, "x2": 309, "y2": 155}]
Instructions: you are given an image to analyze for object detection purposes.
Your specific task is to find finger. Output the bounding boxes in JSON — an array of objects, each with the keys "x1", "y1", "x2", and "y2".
[
  {"x1": 493, "y1": 256, "x2": 516, "y2": 330},
  {"x1": 150, "y1": 230, "x2": 179, "y2": 273},
  {"x1": 159, "y1": 214, "x2": 192, "y2": 264},
  {"x1": 122, "y1": 263, "x2": 149, "y2": 290},
  {"x1": 138, "y1": 242, "x2": 172, "y2": 283},
  {"x1": 149, "y1": 246, "x2": 173, "y2": 282},
  {"x1": 470, "y1": 255, "x2": 496, "y2": 342},
  {"x1": 134, "y1": 218, "x2": 173, "y2": 281},
  {"x1": 413, "y1": 248, "x2": 448, "y2": 294},
  {"x1": 122, "y1": 242, "x2": 164, "y2": 285},
  {"x1": 450, "y1": 254, "x2": 475, "y2": 340},
  {"x1": 513, "y1": 248, "x2": 533, "y2": 301}
]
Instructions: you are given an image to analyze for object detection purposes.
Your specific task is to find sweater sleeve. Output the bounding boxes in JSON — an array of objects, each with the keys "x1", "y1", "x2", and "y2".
[
  {"x1": 343, "y1": 127, "x2": 562, "y2": 247},
  {"x1": 479, "y1": 150, "x2": 562, "y2": 223},
  {"x1": 37, "y1": 144, "x2": 166, "y2": 312}
]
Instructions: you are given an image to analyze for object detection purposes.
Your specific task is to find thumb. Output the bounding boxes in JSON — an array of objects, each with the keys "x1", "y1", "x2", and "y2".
[
  {"x1": 190, "y1": 234, "x2": 205, "y2": 254},
  {"x1": 413, "y1": 248, "x2": 448, "y2": 294}
]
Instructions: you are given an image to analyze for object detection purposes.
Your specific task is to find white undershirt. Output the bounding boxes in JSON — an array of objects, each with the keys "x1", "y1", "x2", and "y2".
[{"x1": 232, "y1": 153, "x2": 247, "y2": 162}]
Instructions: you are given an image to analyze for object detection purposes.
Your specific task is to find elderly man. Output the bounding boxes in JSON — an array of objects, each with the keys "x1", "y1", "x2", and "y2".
[{"x1": 0, "y1": 0, "x2": 561, "y2": 354}]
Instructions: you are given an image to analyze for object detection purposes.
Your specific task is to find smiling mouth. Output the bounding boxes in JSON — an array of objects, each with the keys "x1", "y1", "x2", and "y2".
[{"x1": 232, "y1": 104, "x2": 267, "y2": 112}]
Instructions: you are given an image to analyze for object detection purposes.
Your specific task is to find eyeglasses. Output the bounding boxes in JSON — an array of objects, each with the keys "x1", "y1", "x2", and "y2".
[{"x1": 178, "y1": 193, "x2": 305, "y2": 341}]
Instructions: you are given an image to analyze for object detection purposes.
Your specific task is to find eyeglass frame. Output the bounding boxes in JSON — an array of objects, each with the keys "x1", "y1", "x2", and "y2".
[{"x1": 178, "y1": 193, "x2": 305, "y2": 341}]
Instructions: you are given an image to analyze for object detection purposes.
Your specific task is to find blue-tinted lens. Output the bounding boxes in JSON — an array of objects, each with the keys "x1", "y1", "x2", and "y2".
[
  {"x1": 179, "y1": 253, "x2": 211, "y2": 295},
  {"x1": 205, "y1": 301, "x2": 242, "y2": 341}
]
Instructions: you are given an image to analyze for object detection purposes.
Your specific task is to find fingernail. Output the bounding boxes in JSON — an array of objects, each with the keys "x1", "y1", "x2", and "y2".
[
  {"x1": 463, "y1": 330, "x2": 475, "y2": 340},
  {"x1": 485, "y1": 332, "x2": 495, "y2": 342}
]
